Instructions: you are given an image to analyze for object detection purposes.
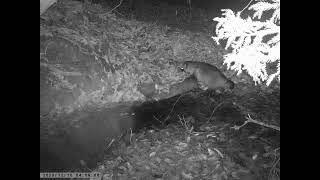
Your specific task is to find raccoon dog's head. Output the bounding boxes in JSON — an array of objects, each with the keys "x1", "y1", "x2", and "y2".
[{"x1": 179, "y1": 61, "x2": 196, "y2": 74}]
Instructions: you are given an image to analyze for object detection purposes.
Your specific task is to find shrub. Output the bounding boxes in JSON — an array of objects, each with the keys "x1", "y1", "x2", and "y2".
[{"x1": 212, "y1": 0, "x2": 280, "y2": 86}]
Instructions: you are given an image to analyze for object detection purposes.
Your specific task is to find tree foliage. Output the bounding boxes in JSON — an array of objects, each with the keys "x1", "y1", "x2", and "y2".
[{"x1": 212, "y1": 0, "x2": 280, "y2": 85}]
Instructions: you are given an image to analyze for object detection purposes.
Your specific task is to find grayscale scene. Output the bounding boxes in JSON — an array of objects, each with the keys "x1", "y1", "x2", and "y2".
[{"x1": 40, "y1": 0, "x2": 280, "y2": 179}]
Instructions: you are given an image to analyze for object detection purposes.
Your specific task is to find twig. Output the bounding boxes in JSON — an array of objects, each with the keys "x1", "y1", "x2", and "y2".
[
  {"x1": 102, "y1": 0, "x2": 123, "y2": 15},
  {"x1": 178, "y1": 115, "x2": 187, "y2": 130},
  {"x1": 79, "y1": 160, "x2": 92, "y2": 172},
  {"x1": 153, "y1": 115, "x2": 162, "y2": 123},
  {"x1": 163, "y1": 94, "x2": 184, "y2": 123},
  {"x1": 187, "y1": 0, "x2": 192, "y2": 18},
  {"x1": 268, "y1": 156, "x2": 280, "y2": 180},
  {"x1": 207, "y1": 96, "x2": 236, "y2": 122},
  {"x1": 240, "y1": 0, "x2": 255, "y2": 14},
  {"x1": 207, "y1": 101, "x2": 225, "y2": 122},
  {"x1": 113, "y1": 10, "x2": 124, "y2": 17},
  {"x1": 274, "y1": 147, "x2": 280, "y2": 153},
  {"x1": 153, "y1": 115, "x2": 167, "y2": 127},
  {"x1": 129, "y1": 128, "x2": 133, "y2": 144},
  {"x1": 213, "y1": 148, "x2": 224, "y2": 158},
  {"x1": 231, "y1": 114, "x2": 280, "y2": 131},
  {"x1": 105, "y1": 138, "x2": 115, "y2": 150},
  {"x1": 178, "y1": 115, "x2": 193, "y2": 133},
  {"x1": 231, "y1": 120, "x2": 249, "y2": 130}
]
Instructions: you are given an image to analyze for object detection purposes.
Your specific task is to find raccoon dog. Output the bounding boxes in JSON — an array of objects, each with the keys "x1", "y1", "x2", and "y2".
[{"x1": 180, "y1": 61, "x2": 234, "y2": 90}]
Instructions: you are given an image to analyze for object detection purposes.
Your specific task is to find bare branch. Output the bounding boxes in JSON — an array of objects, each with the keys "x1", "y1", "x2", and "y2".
[
  {"x1": 101, "y1": 0, "x2": 124, "y2": 15},
  {"x1": 231, "y1": 114, "x2": 280, "y2": 131}
]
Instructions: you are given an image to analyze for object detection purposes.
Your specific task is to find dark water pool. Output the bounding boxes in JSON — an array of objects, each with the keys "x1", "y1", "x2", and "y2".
[
  {"x1": 40, "y1": 105, "x2": 135, "y2": 171},
  {"x1": 40, "y1": 98, "x2": 192, "y2": 171}
]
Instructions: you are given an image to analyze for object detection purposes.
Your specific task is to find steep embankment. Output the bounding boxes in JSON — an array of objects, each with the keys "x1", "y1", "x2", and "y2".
[{"x1": 40, "y1": 0, "x2": 232, "y2": 116}]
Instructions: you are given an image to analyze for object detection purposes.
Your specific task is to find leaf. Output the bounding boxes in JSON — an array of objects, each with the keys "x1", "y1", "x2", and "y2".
[
  {"x1": 226, "y1": 35, "x2": 237, "y2": 49},
  {"x1": 149, "y1": 152, "x2": 156, "y2": 157}
]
